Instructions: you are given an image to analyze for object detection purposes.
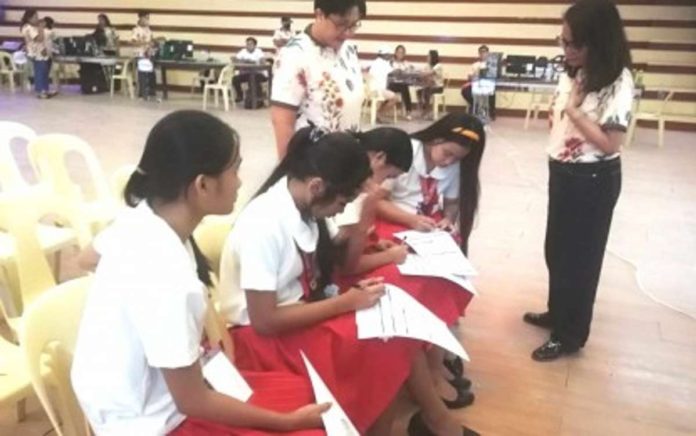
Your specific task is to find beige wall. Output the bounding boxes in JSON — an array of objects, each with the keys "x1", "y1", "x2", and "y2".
[{"x1": 2, "y1": 0, "x2": 695, "y2": 115}]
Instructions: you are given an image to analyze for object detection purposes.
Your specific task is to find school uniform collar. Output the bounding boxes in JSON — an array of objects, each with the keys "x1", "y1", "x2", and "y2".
[
  {"x1": 269, "y1": 177, "x2": 319, "y2": 252},
  {"x1": 412, "y1": 139, "x2": 451, "y2": 181}
]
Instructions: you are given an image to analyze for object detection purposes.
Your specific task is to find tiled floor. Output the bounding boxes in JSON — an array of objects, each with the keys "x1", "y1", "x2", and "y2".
[{"x1": 1, "y1": 88, "x2": 695, "y2": 435}]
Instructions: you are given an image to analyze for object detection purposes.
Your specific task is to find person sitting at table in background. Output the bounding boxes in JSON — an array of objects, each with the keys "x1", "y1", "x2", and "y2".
[
  {"x1": 131, "y1": 10, "x2": 157, "y2": 101},
  {"x1": 20, "y1": 9, "x2": 56, "y2": 99},
  {"x1": 94, "y1": 13, "x2": 119, "y2": 55},
  {"x1": 368, "y1": 46, "x2": 399, "y2": 124},
  {"x1": 461, "y1": 45, "x2": 496, "y2": 120},
  {"x1": 232, "y1": 37, "x2": 268, "y2": 105},
  {"x1": 272, "y1": 16, "x2": 295, "y2": 53},
  {"x1": 417, "y1": 49, "x2": 444, "y2": 118},
  {"x1": 388, "y1": 44, "x2": 414, "y2": 120}
]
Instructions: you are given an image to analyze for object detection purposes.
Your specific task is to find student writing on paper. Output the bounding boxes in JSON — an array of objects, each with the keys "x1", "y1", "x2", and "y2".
[
  {"x1": 71, "y1": 111, "x2": 328, "y2": 436},
  {"x1": 376, "y1": 112, "x2": 486, "y2": 254},
  {"x1": 336, "y1": 127, "x2": 413, "y2": 275},
  {"x1": 219, "y1": 127, "x2": 478, "y2": 435}
]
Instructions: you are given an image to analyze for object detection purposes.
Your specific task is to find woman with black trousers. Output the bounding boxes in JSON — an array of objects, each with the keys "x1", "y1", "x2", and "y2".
[{"x1": 524, "y1": 0, "x2": 634, "y2": 362}]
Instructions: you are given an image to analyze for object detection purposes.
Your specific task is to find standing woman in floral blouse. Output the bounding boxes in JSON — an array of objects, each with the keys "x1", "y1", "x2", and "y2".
[
  {"x1": 524, "y1": 0, "x2": 634, "y2": 362},
  {"x1": 270, "y1": 0, "x2": 366, "y2": 157}
]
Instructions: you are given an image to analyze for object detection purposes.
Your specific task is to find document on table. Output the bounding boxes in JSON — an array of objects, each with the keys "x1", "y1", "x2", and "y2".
[
  {"x1": 202, "y1": 351, "x2": 253, "y2": 402},
  {"x1": 356, "y1": 284, "x2": 469, "y2": 361},
  {"x1": 398, "y1": 254, "x2": 477, "y2": 295},
  {"x1": 300, "y1": 352, "x2": 360, "y2": 436},
  {"x1": 394, "y1": 230, "x2": 477, "y2": 276}
]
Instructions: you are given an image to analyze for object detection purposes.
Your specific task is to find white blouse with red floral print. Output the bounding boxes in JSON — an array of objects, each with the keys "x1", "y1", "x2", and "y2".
[
  {"x1": 271, "y1": 26, "x2": 365, "y2": 133},
  {"x1": 547, "y1": 68, "x2": 634, "y2": 163}
]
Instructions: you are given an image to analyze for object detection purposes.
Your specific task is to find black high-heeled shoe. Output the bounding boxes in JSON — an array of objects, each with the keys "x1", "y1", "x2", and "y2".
[
  {"x1": 408, "y1": 412, "x2": 480, "y2": 436},
  {"x1": 443, "y1": 387, "x2": 475, "y2": 409}
]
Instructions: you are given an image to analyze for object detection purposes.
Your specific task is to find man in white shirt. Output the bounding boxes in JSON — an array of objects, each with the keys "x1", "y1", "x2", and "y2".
[
  {"x1": 272, "y1": 17, "x2": 295, "y2": 53},
  {"x1": 368, "y1": 46, "x2": 398, "y2": 123},
  {"x1": 461, "y1": 45, "x2": 497, "y2": 119},
  {"x1": 233, "y1": 36, "x2": 268, "y2": 106}
]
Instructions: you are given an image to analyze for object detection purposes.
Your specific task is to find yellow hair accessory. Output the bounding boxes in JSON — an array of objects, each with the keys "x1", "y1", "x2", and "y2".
[{"x1": 451, "y1": 127, "x2": 480, "y2": 142}]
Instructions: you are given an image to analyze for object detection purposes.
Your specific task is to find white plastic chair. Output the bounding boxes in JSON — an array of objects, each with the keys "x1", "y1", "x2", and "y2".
[
  {"x1": 0, "y1": 51, "x2": 28, "y2": 93},
  {"x1": 432, "y1": 75, "x2": 450, "y2": 120},
  {"x1": 363, "y1": 74, "x2": 398, "y2": 126},
  {"x1": 110, "y1": 58, "x2": 135, "y2": 99},
  {"x1": 524, "y1": 88, "x2": 552, "y2": 130},
  {"x1": 203, "y1": 64, "x2": 235, "y2": 112}
]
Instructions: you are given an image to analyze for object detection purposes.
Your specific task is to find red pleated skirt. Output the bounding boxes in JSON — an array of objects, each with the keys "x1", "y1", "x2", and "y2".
[
  {"x1": 230, "y1": 313, "x2": 424, "y2": 433},
  {"x1": 170, "y1": 371, "x2": 325, "y2": 436}
]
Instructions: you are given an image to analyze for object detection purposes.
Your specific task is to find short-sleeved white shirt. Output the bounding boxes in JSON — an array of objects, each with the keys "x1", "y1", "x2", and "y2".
[
  {"x1": 236, "y1": 47, "x2": 265, "y2": 64},
  {"x1": 271, "y1": 26, "x2": 364, "y2": 133},
  {"x1": 386, "y1": 139, "x2": 460, "y2": 214},
  {"x1": 131, "y1": 25, "x2": 153, "y2": 57},
  {"x1": 547, "y1": 68, "x2": 634, "y2": 163},
  {"x1": 71, "y1": 202, "x2": 206, "y2": 436},
  {"x1": 219, "y1": 177, "x2": 338, "y2": 325},
  {"x1": 273, "y1": 28, "x2": 295, "y2": 52},
  {"x1": 21, "y1": 24, "x2": 48, "y2": 60},
  {"x1": 369, "y1": 57, "x2": 393, "y2": 92}
]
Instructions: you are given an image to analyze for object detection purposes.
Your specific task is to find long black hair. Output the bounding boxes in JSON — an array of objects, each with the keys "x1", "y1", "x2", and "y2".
[
  {"x1": 355, "y1": 127, "x2": 413, "y2": 173},
  {"x1": 255, "y1": 127, "x2": 371, "y2": 301},
  {"x1": 20, "y1": 9, "x2": 38, "y2": 29},
  {"x1": 563, "y1": 0, "x2": 631, "y2": 93},
  {"x1": 124, "y1": 110, "x2": 240, "y2": 286},
  {"x1": 94, "y1": 14, "x2": 112, "y2": 45},
  {"x1": 411, "y1": 112, "x2": 485, "y2": 254}
]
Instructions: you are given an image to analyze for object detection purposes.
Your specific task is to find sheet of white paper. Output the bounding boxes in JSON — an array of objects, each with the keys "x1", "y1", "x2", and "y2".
[
  {"x1": 356, "y1": 285, "x2": 469, "y2": 361},
  {"x1": 394, "y1": 230, "x2": 477, "y2": 276},
  {"x1": 202, "y1": 352, "x2": 253, "y2": 402},
  {"x1": 300, "y1": 352, "x2": 360, "y2": 436},
  {"x1": 398, "y1": 254, "x2": 478, "y2": 296}
]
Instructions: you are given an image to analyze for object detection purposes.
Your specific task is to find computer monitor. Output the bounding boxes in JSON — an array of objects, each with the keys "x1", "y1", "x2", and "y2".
[
  {"x1": 504, "y1": 55, "x2": 537, "y2": 76},
  {"x1": 60, "y1": 36, "x2": 97, "y2": 56},
  {"x1": 160, "y1": 40, "x2": 194, "y2": 60}
]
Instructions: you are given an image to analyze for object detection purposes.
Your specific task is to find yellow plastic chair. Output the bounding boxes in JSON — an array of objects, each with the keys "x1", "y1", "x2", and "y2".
[
  {"x1": 0, "y1": 187, "x2": 72, "y2": 338},
  {"x1": 110, "y1": 164, "x2": 136, "y2": 205},
  {"x1": 362, "y1": 73, "x2": 398, "y2": 127},
  {"x1": 0, "y1": 336, "x2": 34, "y2": 423},
  {"x1": 28, "y1": 134, "x2": 117, "y2": 247},
  {"x1": 0, "y1": 123, "x2": 77, "y2": 293},
  {"x1": 20, "y1": 276, "x2": 93, "y2": 436},
  {"x1": 203, "y1": 64, "x2": 236, "y2": 112}
]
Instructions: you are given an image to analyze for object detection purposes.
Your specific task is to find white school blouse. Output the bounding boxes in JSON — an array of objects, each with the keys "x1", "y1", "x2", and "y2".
[
  {"x1": 386, "y1": 139, "x2": 460, "y2": 214},
  {"x1": 219, "y1": 177, "x2": 338, "y2": 325},
  {"x1": 71, "y1": 202, "x2": 205, "y2": 436}
]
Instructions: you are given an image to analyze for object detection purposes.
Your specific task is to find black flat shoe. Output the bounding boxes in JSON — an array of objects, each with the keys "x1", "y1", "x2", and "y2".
[
  {"x1": 408, "y1": 412, "x2": 480, "y2": 436},
  {"x1": 447, "y1": 375, "x2": 472, "y2": 391},
  {"x1": 443, "y1": 387, "x2": 475, "y2": 409},
  {"x1": 443, "y1": 356, "x2": 463, "y2": 378},
  {"x1": 531, "y1": 339, "x2": 579, "y2": 362},
  {"x1": 523, "y1": 311, "x2": 553, "y2": 329}
]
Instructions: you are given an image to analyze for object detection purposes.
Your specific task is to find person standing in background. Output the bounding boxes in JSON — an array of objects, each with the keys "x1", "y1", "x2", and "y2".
[
  {"x1": 272, "y1": 16, "x2": 295, "y2": 53},
  {"x1": 270, "y1": 0, "x2": 366, "y2": 157},
  {"x1": 131, "y1": 10, "x2": 157, "y2": 100},
  {"x1": 20, "y1": 9, "x2": 55, "y2": 99},
  {"x1": 94, "y1": 13, "x2": 119, "y2": 55},
  {"x1": 524, "y1": 0, "x2": 634, "y2": 362}
]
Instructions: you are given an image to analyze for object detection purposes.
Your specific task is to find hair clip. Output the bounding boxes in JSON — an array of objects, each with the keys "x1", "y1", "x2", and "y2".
[
  {"x1": 451, "y1": 127, "x2": 480, "y2": 142},
  {"x1": 309, "y1": 126, "x2": 329, "y2": 143}
]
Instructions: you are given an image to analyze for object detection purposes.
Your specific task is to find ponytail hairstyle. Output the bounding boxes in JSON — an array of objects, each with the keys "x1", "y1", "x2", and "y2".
[
  {"x1": 411, "y1": 112, "x2": 485, "y2": 254},
  {"x1": 255, "y1": 127, "x2": 372, "y2": 301},
  {"x1": 354, "y1": 127, "x2": 413, "y2": 173},
  {"x1": 124, "y1": 110, "x2": 241, "y2": 286}
]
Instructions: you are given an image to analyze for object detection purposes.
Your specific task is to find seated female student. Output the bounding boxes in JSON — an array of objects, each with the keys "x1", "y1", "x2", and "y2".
[
  {"x1": 218, "y1": 127, "x2": 478, "y2": 436},
  {"x1": 71, "y1": 110, "x2": 329, "y2": 436},
  {"x1": 376, "y1": 111, "x2": 485, "y2": 254},
  {"x1": 334, "y1": 127, "x2": 413, "y2": 275},
  {"x1": 417, "y1": 50, "x2": 445, "y2": 117}
]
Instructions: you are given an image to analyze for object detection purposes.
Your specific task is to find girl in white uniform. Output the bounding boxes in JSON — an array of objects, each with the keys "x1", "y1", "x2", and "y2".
[
  {"x1": 219, "y1": 127, "x2": 477, "y2": 436},
  {"x1": 71, "y1": 110, "x2": 327, "y2": 436},
  {"x1": 376, "y1": 112, "x2": 486, "y2": 254}
]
